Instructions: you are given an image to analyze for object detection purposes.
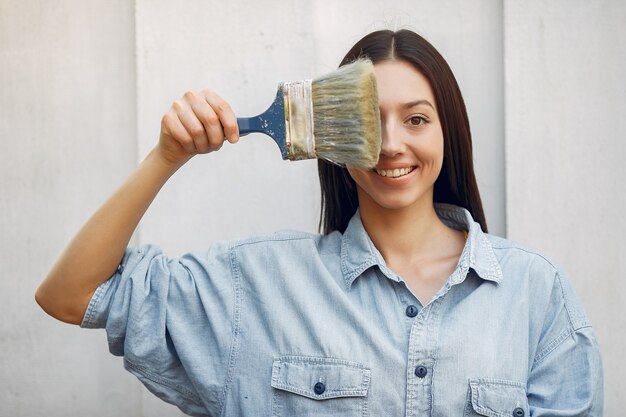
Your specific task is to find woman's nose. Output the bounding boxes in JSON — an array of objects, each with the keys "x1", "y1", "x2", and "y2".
[{"x1": 379, "y1": 121, "x2": 405, "y2": 157}]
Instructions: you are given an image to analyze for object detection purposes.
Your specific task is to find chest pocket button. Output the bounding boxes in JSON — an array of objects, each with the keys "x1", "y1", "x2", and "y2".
[
  {"x1": 271, "y1": 356, "x2": 371, "y2": 417},
  {"x1": 415, "y1": 365, "x2": 428, "y2": 378},
  {"x1": 466, "y1": 378, "x2": 528, "y2": 417}
]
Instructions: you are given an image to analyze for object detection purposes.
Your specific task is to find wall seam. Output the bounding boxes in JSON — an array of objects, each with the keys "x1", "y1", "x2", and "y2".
[
  {"x1": 132, "y1": 1, "x2": 143, "y2": 416},
  {"x1": 133, "y1": 0, "x2": 142, "y2": 250},
  {"x1": 501, "y1": 0, "x2": 509, "y2": 239}
]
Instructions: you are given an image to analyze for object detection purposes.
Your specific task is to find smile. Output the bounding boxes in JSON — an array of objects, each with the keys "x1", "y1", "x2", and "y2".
[{"x1": 374, "y1": 166, "x2": 417, "y2": 178}]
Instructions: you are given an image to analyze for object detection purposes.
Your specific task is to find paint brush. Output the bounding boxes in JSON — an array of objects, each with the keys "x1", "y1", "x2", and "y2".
[{"x1": 236, "y1": 58, "x2": 381, "y2": 168}]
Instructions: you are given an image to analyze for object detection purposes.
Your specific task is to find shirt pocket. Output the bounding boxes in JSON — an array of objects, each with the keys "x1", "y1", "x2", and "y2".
[
  {"x1": 464, "y1": 378, "x2": 529, "y2": 417},
  {"x1": 270, "y1": 355, "x2": 371, "y2": 417}
]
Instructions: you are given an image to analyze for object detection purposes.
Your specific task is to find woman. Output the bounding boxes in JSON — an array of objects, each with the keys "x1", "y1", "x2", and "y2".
[{"x1": 36, "y1": 30, "x2": 603, "y2": 416}]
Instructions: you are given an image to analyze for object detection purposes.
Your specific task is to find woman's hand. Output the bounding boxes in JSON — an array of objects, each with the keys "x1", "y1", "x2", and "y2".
[
  {"x1": 35, "y1": 89, "x2": 241, "y2": 324},
  {"x1": 157, "y1": 90, "x2": 240, "y2": 166}
]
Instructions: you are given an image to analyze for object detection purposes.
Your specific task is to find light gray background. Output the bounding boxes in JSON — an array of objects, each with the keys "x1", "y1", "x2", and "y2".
[{"x1": 1, "y1": 0, "x2": 623, "y2": 415}]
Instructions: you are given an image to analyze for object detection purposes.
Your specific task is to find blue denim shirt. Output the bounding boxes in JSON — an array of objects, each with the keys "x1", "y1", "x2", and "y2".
[{"x1": 81, "y1": 204, "x2": 603, "y2": 416}]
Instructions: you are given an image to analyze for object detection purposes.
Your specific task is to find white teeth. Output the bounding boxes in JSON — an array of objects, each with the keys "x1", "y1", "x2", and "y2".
[{"x1": 375, "y1": 166, "x2": 415, "y2": 178}]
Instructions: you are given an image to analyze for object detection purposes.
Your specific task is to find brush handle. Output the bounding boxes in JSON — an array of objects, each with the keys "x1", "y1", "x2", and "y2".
[
  {"x1": 235, "y1": 87, "x2": 288, "y2": 159},
  {"x1": 236, "y1": 117, "x2": 273, "y2": 136}
]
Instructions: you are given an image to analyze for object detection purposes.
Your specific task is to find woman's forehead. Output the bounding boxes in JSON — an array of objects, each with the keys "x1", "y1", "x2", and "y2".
[{"x1": 373, "y1": 60, "x2": 436, "y2": 108}]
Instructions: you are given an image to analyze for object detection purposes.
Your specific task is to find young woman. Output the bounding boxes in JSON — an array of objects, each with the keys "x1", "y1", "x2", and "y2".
[{"x1": 36, "y1": 30, "x2": 603, "y2": 416}]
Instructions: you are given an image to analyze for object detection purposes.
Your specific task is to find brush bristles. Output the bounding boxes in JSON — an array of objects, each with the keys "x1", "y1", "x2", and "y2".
[{"x1": 311, "y1": 59, "x2": 381, "y2": 168}]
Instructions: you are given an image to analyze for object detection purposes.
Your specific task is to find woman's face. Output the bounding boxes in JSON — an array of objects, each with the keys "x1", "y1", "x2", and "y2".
[{"x1": 347, "y1": 59, "x2": 445, "y2": 212}]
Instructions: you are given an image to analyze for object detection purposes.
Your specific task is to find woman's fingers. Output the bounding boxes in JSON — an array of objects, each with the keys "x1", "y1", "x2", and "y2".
[
  {"x1": 183, "y1": 91, "x2": 222, "y2": 152},
  {"x1": 158, "y1": 89, "x2": 238, "y2": 165},
  {"x1": 161, "y1": 106, "x2": 195, "y2": 155},
  {"x1": 179, "y1": 92, "x2": 214, "y2": 154},
  {"x1": 202, "y1": 89, "x2": 239, "y2": 144}
]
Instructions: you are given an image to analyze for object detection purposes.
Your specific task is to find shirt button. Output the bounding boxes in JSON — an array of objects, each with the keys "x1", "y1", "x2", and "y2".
[
  {"x1": 513, "y1": 407, "x2": 524, "y2": 417},
  {"x1": 415, "y1": 365, "x2": 428, "y2": 378},
  {"x1": 313, "y1": 382, "x2": 325, "y2": 395},
  {"x1": 405, "y1": 305, "x2": 418, "y2": 317}
]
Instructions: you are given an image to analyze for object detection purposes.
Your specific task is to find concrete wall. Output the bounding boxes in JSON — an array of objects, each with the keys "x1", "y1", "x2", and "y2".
[
  {"x1": 1, "y1": 0, "x2": 621, "y2": 415},
  {"x1": 0, "y1": 1, "x2": 141, "y2": 416},
  {"x1": 504, "y1": 1, "x2": 626, "y2": 415}
]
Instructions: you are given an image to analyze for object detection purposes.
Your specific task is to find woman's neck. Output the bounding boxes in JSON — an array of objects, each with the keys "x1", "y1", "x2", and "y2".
[{"x1": 358, "y1": 195, "x2": 452, "y2": 264}]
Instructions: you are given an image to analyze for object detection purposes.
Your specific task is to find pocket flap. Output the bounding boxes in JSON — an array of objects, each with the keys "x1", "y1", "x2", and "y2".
[
  {"x1": 469, "y1": 378, "x2": 528, "y2": 417},
  {"x1": 271, "y1": 356, "x2": 370, "y2": 400}
]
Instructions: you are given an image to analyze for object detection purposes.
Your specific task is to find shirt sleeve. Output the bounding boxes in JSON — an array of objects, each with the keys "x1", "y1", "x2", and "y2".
[
  {"x1": 527, "y1": 269, "x2": 604, "y2": 416},
  {"x1": 80, "y1": 243, "x2": 236, "y2": 417}
]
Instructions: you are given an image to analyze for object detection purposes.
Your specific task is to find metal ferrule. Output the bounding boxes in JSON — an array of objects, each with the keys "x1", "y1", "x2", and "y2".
[{"x1": 283, "y1": 79, "x2": 316, "y2": 160}]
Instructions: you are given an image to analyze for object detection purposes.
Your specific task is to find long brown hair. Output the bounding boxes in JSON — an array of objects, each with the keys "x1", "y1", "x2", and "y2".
[{"x1": 318, "y1": 29, "x2": 488, "y2": 234}]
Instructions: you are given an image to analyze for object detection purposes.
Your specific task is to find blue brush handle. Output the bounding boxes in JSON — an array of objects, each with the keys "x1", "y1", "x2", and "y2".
[{"x1": 236, "y1": 86, "x2": 288, "y2": 159}]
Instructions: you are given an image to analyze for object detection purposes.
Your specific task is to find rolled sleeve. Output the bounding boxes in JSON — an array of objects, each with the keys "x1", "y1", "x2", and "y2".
[
  {"x1": 80, "y1": 243, "x2": 236, "y2": 416},
  {"x1": 528, "y1": 270, "x2": 604, "y2": 416}
]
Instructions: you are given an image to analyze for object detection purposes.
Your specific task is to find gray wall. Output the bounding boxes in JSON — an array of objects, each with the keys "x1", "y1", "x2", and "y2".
[
  {"x1": 1, "y1": 1, "x2": 141, "y2": 416},
  {"x1": 0, "y1": 0, "x2": 622, "y2": 415},
  {"x1": 504, "y1": 0, "x2": 626, "y2": 413}
]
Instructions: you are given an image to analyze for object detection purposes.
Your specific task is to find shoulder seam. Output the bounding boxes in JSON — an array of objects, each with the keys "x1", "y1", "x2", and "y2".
[
  {"x1": 230, "y1": 234, "x2": 317, "y2": 249},
  {"x1": 533, "y1": 327, "x2": 573, "y2": 366},
  {"x1": 533, "y1": 324, "x2": 593, "y2": 366},
  {"x1": 489, "y1": 243, "x2": 559, "y2": 272},
  {"x1": 555, "y1": 271, "x2": 589, "y2": 331}
]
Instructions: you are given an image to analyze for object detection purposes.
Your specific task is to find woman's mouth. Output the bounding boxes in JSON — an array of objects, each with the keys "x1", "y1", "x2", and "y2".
[{"x1": 374, "y1": 166, "x2": 417, "y2": 178}]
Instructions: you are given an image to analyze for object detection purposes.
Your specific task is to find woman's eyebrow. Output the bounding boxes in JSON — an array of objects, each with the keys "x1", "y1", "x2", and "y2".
[{"x1": 402, "y1": 99, "x2": 435, "y2": 110}]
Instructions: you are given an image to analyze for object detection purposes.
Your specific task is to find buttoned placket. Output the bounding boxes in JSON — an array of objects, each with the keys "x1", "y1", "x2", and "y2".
[
  {"x1": 340, "y1": 205, "x2": 501, "y2": 416},
  {"x1": 402, "y1": 253, "x2": 473, "y2": 416},
  {"x1": 405, "y1": 292, "x2": 442, "y2": 416}
]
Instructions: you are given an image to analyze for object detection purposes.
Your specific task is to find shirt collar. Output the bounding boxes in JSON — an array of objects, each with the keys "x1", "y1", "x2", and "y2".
[{"x1": 340, "y1": 203, "x2": 503, "y2": 290}]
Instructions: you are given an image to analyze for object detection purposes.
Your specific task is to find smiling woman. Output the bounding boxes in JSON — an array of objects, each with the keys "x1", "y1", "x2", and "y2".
[
  {"x1": 348, "y1": 60, "x2": 445, "y2": 211},
  {"x1": 36, "y1": 29, "x2": 603, "y2": 416},
  {"x1": 345, "y1": 59, "x2": 466, "y2": 304},
  {"x1": 319, "y1": 30, "x2": 487, "y2": 237}
]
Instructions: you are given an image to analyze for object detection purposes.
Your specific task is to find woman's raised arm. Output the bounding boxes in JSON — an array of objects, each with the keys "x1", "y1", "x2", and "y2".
[{"x1": 35, "y1": 90, "x2": 239, "y2": 324}]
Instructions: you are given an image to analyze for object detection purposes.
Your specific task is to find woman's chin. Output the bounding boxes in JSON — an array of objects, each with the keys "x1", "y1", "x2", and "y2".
[
  {"x1": 355, "y1": 184, "x2": 434, "y2": 213},
  {"x1": 366, "y1": 195, "x2": 423, "y2": 211}
]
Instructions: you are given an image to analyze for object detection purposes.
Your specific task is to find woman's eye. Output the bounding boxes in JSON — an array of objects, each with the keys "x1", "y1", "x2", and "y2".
[{"x1": 408, "y1": 115, "x2": 428, "y2": 126}]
